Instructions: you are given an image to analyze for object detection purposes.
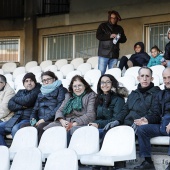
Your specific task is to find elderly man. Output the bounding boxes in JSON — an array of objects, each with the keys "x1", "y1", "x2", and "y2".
[
  {"x1": 134, "y1": 67, "x2": 170, "y2": 170},
  {"x1": 0, "y1": 74, "x2": 15, "y2": 122},
  {"x1": 0, "y1": 72, "x2": 41, "y2": 146}
]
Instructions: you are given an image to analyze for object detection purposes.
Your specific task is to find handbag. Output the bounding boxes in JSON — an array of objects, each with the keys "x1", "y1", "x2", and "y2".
[{"x1": 4, "y1": 115, "x2": 21, "y2": 134}]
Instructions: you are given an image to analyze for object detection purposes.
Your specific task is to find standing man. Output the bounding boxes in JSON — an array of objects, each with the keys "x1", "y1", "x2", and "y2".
[
  {"x1": 96, "y1": 10, "x2": 127, "y2": 75},
  {"x1": 0, "y1": 73, "x2": 41, "y2": 146},
  {"x1": 0, "y1": 74, "x2": 15, "y2": 122},
  {"x1": 134, "y1": 67, "x2": 170, "y2": 170}
]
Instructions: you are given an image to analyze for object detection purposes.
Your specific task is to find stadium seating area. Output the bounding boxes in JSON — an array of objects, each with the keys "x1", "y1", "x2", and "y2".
[{"x1": 0, "y1": 56, "x2": 165, "y2": 94}]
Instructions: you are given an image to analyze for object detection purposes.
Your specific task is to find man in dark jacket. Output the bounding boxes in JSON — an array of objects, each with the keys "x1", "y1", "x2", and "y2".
[
  {"x1": 96, "y1": 10, "x2": 127, "y2": 75},
  {"x1": 0, "y1": 72, "x2": 41, "y2": 146},
  {"x1": 134, "y1": 67, "x2": 170, "y2": 170}
]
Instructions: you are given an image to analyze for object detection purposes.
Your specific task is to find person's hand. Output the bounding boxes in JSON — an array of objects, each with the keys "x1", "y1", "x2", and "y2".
[
  {"x1": 36, "y1": 119, "x2": 45, "y2": 126},
  {"x1": 134, "y1": 117, "x2": 148, "y2": 126},
  {"x1": 166, "y1": 123, "x2": 170, "y2": 134},
  {"x1": 88, "y1": 123, "x2": 98, "y2": 128},
  {"x1": 110, "y1": 34, "x2": 117, "y2": 38},
  {"x1": 103, "y1": 120, "x2": 119, "y2": 131},
  {"x1": 59, "y1": 119, "x2": 69, "y2": 128}
]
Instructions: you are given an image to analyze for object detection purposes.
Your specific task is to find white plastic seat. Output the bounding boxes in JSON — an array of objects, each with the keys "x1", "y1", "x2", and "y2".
[
  {"x1": 66, "y1": 70, "x2": 82, "y2": 80},
  {"x1": 61, "y1": 79, "x2": 71, "y2": 89},
  {"x1": 118, "y1": 75, "x2": 136, "y2": 94},
  {"x1": 70, "y1": 58, "x2": 84, "y2": 69},
  {"x1": 40, "y1": 60, "x2": 52, "y2": 71},
  {"x1": 0, "y1": 146, "x2": 10, "y2": 170},
  {"x1": 124, "y1": 66, "x2": 141, "y2": 85},
  {"x1": 68, "y1": 126, "x2": 99, "y2": 160},
  {"x1": 55, "y1": 59, "x2": 68, "y2": 70},
  {"x1": 12, "y1": 67, "x2": 26, "y2": 81},
  {"x1": 29, "y1": 66, "x2": 42, "y2": 74},
  {"x1": 4, "y1": 73, "x2": 13, "y2": 82},
  {"x1": 2, "y1": 62, "x2": 17, "y2": 74},
  {"x1": 60, "y1": 64, "x2": 74, "y2": 78},
  {"x1": 84, "y1": 69, "x2": 101, "y2": 85},
  {"x1": 8, "y1": 81, "x2": 15, "y2": 90},
  {"x1": 25, "y1": 61, "x2": 38, "y2": 72},
  {"x1": 86, "y1": 56, "x2": 98, "y2": 69},
  {"x1": 0, "y1": 69, "x2": 4, "y2": 75},
  {"x1": 10, "y1": 147, "x2": 42, "y2": 170},
  {"x1": 80, "y1": 126, "x2": 136, "y2": 166},
  {"x1": 77, "y1": 63, "x2": 92, "y2": 76},
  {"x1": 150, "y1": 65, "x2": 165, "y2": 84},
  {"x1": 34, "y1": 72, "x2": 42, "y2": 83},
  {"x1": 105, "y1": 68, "x2": 122, "y2": 80},
  {"x1": 44, "y1": 148, "x2": 78, "y2": 170},
  {"x1": 14, "y1": 73, "x2": 26, "y2": 89},
  {"x1": 150, "y1": 136, "x2": 170, "y2": 145},
  {"x1": 9, "y1": 127, "x2": 38, "y2": 160},
  {"x1": 44, "y1": 65, "x2": 58, "y2": 72},
  {"x1": 54, "y1": 71, "x2": 64, "y2": 80},
  {"x1": 38, "y1": 127, "x2": 67, "y2": 162},
  {"x1": 152, "y1": 74, "x2": 160, "y2": 86},
  {"x1": 159, "y1": 84, "x2": 165, "y2": 90},
  {"x1": 15, "y1": 83, "x2": 25, "y2": 93}
]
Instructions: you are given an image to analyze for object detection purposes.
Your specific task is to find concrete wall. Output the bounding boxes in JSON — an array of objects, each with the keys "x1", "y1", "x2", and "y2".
[{"x1": 0, "y1": 0, "x2": 170, "y2": 65}]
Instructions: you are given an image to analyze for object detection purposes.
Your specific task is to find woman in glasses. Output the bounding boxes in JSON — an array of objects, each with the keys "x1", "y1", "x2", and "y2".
[
  {"x1": 21, "y1": 71, "x2": 67, "y2": 142},
  {"x1": 43, "y1": 75, "x2": 96, "y2": 145},
  {"x1": 88, "y1": 74, "x2": 128, "y2": 138}
]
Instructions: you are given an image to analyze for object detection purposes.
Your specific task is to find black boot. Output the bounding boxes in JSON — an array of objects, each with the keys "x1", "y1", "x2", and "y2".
[{"x1": 134, "y1": 160, "x2": 155, "y2": 169}]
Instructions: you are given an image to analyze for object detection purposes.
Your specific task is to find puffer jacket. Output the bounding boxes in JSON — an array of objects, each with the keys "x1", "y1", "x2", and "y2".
[
  {"x1": 116, "y1": 85, "x2": 160, "y2": 126},
  {"x1": 93, "y1": 92, "x2": 125, "y2": 128},
  {"x1": 30, "y1": 85, "x2": 67, "y2": 122},
  {"x1": 8, "y1": 83, "x2": 41, "y2": 120},
  {"x1": 147, "y1": 88, "x2": 170, "y2": 124},
  {"x1": 129, "y1": 42, "x2": 150, "y2": 66},
  {"x1": 96, "y1": 21, "x2": 127, "y2": 59}
]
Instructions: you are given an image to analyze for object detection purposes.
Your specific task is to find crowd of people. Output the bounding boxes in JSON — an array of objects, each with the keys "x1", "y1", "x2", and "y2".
[{"x1": 0, "y1": 9, "x2": 170, "y2": 170}]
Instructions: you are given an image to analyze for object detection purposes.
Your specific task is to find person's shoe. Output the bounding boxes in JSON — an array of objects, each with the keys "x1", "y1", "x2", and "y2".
[
  {"x1": 165, "y1": 163, "x2": 170, "y2": 170},
  {"x1": 134, "y1": 160, "x2": 155, "y2": 169}
]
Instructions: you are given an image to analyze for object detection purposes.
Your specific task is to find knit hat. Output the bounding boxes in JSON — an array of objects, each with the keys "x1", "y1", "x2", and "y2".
[{"x1": 22, "y1": 72, "x2": 37, "y2": 84}]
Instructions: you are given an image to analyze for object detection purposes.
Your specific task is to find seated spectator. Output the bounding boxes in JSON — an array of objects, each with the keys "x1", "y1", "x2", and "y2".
[
  {"x1": 118, "y1": 42, "x2": 150, "y2": 70},
  {"x1": 134, "y1": 67, "x2": 170, "y2": 170},
  {"x1": 0, "y1": 74, "x2": 15, "y2": 122},
  {"x1": 147, "y1": 45, "x2": 163, "y2": 67},
  {"x1": 43, "y1": 75, "x2": 96, "y2": 146},
  {"x1": 162, "y1": 28, "x2": 170, "y2": 67},
  {"x1": 21, "y1": 71, "x2": 67, "y2": 142},
  {"x1": 0, "y1": 73, "x2": 41, "y2": 146},
  {"x1": 88, "y1": 74, "x2": 128, "y2": 138}
]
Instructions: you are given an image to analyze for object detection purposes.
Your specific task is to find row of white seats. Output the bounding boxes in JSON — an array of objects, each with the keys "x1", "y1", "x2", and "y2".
[{"x1": 0, "y1": 125, "x2": 136, "y2": 170}]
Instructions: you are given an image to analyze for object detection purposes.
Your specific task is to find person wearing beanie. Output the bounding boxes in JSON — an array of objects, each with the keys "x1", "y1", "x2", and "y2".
[
  {"x1": 96, "y1": 10, "x2": 127, "y2": 75},
  {"x1": 21, "y1": 71, "x2": 67, "y2": 143},
  {"x1": 0, "y1": 72, "x2": 41, "y2": 146}
]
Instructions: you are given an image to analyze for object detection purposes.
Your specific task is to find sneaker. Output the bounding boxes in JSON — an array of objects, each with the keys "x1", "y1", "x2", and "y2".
[{"x1": 134, "y1": 160, "x2": 155, "y2": 169}]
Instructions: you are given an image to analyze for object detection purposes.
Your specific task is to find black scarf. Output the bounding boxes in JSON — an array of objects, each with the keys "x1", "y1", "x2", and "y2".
[{"x1": 137, "y1": 82, "x2": 154, "y2": 93}]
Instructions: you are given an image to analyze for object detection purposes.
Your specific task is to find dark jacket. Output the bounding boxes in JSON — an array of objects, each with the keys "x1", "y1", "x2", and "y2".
[
  {"x1": 129, "y1": 42, "x2": 150, "y2": 66},
  {"x1": 8, "y1": 83, "x2": 41, "y2": 120},
  {"x1": 93, "y1": 92, "x2": 125, "y2": 128},
  {"x1": 30, "y1": 85, "x2": 67, "y2": 122},
  {"x1": 164, "y1": 41, "x2": 170, "y2": 60},
  {"x1": 147, "y1": 88, "x2": 170, "y2": 124},
  {"x1": 96, "y1": 21, "x2": 127, "y2": 59},
  {"x1": 116, "y1": 85, "x2": 160, "y2": 126}
]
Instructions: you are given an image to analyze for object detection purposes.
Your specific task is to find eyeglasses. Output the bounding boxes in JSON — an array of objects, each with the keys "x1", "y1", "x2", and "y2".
[
  {"x1": 73, "y1": 84, "x2": 84, "y2": 89},
  {"x1": 100, "y1": 81, "x2": 112, "y2": 86},
  {"x1": 42, "y1": 78, "x2": 53, "y2": 83}
]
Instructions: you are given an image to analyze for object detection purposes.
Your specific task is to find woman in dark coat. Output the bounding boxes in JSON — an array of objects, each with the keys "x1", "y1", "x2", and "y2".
[{"x1": 22, "y1": 71, "x2": 67, "y2": 142}]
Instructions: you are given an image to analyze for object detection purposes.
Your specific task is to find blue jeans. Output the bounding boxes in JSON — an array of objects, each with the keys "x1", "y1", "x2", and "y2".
[
  {"x1": 98, "y1": 56, "x2": 118, "y2": 75},
  {"x1": 137, "y1": 124, "x2": 170, "y2": 157},
  {"x1": 0, "y1": 119, "x2": 29, "y2": 146}
]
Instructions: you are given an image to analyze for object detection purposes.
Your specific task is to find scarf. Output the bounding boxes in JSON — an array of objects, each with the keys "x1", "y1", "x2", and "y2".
[
  {"x1": 137, "y1": 82, "x2": 154, "y2": 93},
  {"x1": 40, "y1": 80, "x2": 62, "y2": 95},
  {"x1": 63, "y1": 91, "x2": 86, "y2": 115}
]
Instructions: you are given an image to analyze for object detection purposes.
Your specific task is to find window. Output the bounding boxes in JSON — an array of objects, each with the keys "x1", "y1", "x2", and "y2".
[
  {"x1": 43, "y1": 31, "x2": 98, "y2": 60},
  {"x1": 0, "y1": 38, "x2": 20, "y2": 62},
  {"x1": 144, "y1": 22, "x2": 170, "y2": 52}
]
